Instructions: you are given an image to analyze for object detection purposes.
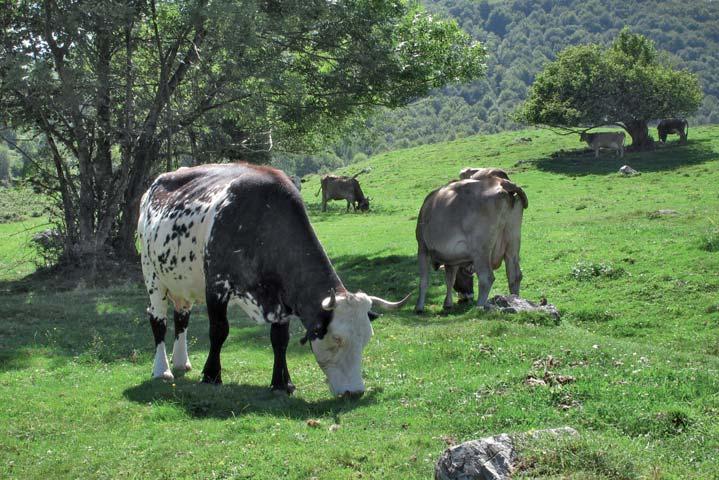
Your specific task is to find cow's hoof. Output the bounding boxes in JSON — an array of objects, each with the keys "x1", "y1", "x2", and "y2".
[
  {"x1": 201, "y1": 374, "x2": 222, "y2": 385},
  {"x1": 173, "y1": 362, "x2": 192, "y2": 373},
  {"x1": 442, "y1": 304, "x2": 453, "y2": 311},
  {"x1": 414, "y1": 308, "x2": 424, "y2": 315},
  {"x1": 153, "y1": 370, "x2": 174, "y2": 381},
  {"x1": 271, "y1": 383, "x2": 296, "y2": 395}
]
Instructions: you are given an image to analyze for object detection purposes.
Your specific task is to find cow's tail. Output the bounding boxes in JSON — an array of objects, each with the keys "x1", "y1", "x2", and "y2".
[
  {"x1": 352, "y1": 167, "x2": 371, "y2": 179},
  {"x1": 500, "y1": 179, "x2": 528, "y2": 209}
]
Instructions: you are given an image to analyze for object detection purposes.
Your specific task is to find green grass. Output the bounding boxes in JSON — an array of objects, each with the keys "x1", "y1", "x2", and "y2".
[{"x1": 2, "y1": 127, "x2": 719, "y2": 478}]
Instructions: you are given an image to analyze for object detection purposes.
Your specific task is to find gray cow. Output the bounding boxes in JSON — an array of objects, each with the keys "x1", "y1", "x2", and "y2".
[
  {"x1": 317, "y1": 175, "x2": 370, "y2": 212},
  {"x1": 580, "y1": 131, "x2": 625, "y2": 158},
  {"x1": 415, "y1": 172, "x2": 528, "y2": 312}
]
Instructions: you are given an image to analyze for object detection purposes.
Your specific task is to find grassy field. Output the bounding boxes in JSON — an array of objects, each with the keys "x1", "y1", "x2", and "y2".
[{"x1": 1, "y1": 127, "x2": 718, "y2": 479}]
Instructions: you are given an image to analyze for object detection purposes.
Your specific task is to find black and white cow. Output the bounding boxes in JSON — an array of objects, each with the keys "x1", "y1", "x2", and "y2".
[{"x1": 138, "y1": 163, "x2": 408, "y2": 396}]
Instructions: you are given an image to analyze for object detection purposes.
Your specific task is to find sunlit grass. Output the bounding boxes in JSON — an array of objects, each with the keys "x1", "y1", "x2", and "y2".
[{"x1": 1, "y1": 127, "x2": 718, "y2": 478}]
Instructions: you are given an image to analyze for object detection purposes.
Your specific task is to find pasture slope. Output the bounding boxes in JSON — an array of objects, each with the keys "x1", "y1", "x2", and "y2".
[{"x1": 1, "y1": 127, "x2": 719, "y2": 479}]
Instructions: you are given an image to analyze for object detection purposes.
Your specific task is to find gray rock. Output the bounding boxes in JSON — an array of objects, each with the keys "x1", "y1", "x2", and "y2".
[
  {"x1": 435, "y1": 433, "x2": 516, "y2": 480},
  {"x1": 618, "y1": 165, "x2": 639, "y2": 175},
  {"x1": 435, "y1": 428, "x2": 579, "y2": 480},
  {"x1": 487, "y1": 294, "x2": 560, "y2": 321}
]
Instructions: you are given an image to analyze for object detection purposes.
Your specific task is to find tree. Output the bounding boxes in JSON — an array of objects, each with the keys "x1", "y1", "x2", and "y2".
[
  {"x1": 1, "y1": 0, "x2": 485, "y2": 264},
  {"x1": 518, "y1": 29, "x2": 702, "y2": 149}
]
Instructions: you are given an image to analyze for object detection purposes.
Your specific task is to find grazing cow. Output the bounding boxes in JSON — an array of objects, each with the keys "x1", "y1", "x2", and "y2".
[
  {"x1": 459, "y1": 167, "x2": 510, "y2": 181},
  {"x1": 289, "y1": 174, "x2": 302, "y2": 191},
  {"x1": 580, "y1": 131, "x2": 625, "y2": 158},
  {"x1": 138, "y1": 163, "x2": 408, "y2": 397},
  {"x1": 657, "y1": 118, "x2": 688, "y2": 144},
  {"x1": 415, "y1": 173, "x2": 527, "y2": 312},
  {"x1": 316, "y1": 174, "x2": 369, "y2": 212}
]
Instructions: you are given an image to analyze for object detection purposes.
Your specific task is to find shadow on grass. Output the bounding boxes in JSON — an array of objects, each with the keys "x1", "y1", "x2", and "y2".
[
  {"x1": 0, "y1": 251, "x2": 489, "y2": 373},
  {"x1": 304, "y1": 201, "x2": 404, "y2": 220},
  {"x1": 123, "y1": 377, "x2": 378, "y2": 420},
  {"x1": 535, "y1": 140, "x2": 716, "y2": 176}
]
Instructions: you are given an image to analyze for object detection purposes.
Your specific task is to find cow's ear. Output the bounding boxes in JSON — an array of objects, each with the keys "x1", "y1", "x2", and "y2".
[{"x1": 368, "y1": 310, "x2": 381, "y2": 321}]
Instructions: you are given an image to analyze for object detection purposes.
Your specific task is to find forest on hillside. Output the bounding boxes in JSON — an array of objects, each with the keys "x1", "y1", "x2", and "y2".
[{"x1": 296, "y1": 0, "x2": 718, "y2": 173}]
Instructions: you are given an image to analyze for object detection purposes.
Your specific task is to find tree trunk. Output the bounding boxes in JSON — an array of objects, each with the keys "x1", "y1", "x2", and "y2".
[
  {"x1": 624, "y1": 120, "x2": 654, "y2": 151},
  {"x1": 114, "y1": 140, "x2": 160, "y2": 260}
]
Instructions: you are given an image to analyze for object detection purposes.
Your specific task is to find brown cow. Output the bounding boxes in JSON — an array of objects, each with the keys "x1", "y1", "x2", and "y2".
[
  {"x1": 657, "y1": 118, "x2": 688, "y2": 144},
  {"x1": 415, "y1": 172, "x2": 527, "y2": 312},
  {"x1": 317, "y1": 175, "x2": 370, "y2": 212}
]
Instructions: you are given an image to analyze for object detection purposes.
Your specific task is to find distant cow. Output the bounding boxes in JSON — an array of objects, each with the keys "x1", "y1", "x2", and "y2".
[
  {"x1": 317, "y1": 174, "x2": 369, "y2": 212},
  {"x1": 657, "y1": 118, "x2": 688, "y2": 144},
  {"x1": 138, "y1": 163, "x2": 408, "y2": 397},
  {"x1": 415, "y1": 172, "x2": 528, "y2": 312},
  {"x1": 580, "y1": 131, "x2": 625, "y2": 158},
  {"x1": 289, "y1": 175, "x2": 302, "y2": 191},
  {"x1": 459, "y1": 167, "x2": 510, "y2": 181}
]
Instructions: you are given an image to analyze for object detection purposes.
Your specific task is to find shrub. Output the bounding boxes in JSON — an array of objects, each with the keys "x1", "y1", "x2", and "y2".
[
  {"x1": 30, "y1": 228, "x2": 64, "y2": 268},
  {"x1": 700, "y1": 227, "x2": 719, "y2": 252},
  {"x1": 571, "y1": 261, "x2": 625, "y2": 281}
]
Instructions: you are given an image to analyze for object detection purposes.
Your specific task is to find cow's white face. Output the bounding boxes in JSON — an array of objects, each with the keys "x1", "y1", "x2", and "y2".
[{"x1": 311, "y1": 292, "x2": 374, "y2": 397}]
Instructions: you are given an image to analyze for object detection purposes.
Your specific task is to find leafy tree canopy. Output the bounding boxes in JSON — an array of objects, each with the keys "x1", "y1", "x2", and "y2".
[
  {"x1": 0, "y1": 0, "x2": 485, "y2": 260},
  {"x1": 334, "y1": 0, "x2": 719, "y2": 160},
  {"x1": 519, "y1": 29, "x2": 702, "y2": 147}
]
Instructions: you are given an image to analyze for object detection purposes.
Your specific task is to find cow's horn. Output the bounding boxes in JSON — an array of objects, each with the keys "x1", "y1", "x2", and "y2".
[
  {"x1": 369, "y1": 293, "x2": 411, "y2": 310},
  {"x1": 322, "y1": 288, "x2": 337, "y2": 311}
]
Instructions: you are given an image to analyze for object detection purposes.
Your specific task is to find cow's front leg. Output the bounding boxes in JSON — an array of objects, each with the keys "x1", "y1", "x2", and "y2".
[
  {"x1": 270, "y1": 322, "x2": 295, "y2": 394},
  {"x1": 202, "y1": 297, "x2": 229, "y2": 384},
  {"x1": 148, "y1": 293, "x2": 173, "y2": 381},
  {"x1": 172, "y1": 308, "x2": 192, "y2": 373}
]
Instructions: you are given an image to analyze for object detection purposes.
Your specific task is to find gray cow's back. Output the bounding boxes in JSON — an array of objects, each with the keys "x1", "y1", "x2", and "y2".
[{"x1": 416, "y1": 178, "x2": 523, "y2": 269}]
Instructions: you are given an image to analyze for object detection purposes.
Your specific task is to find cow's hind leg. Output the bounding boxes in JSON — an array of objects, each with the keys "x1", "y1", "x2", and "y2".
[
  {"x1": 270, "y1": 322, "x2": 295, "y2": 394},
  {"x1": 172, "y1": 308, "x2": 193, "y2": 373},
  {"x1": 201, "y1": 297, "x2": 229, "y2": 384},
  {"x1": 147, "y1": 291, "x2": 173, "y2": 381},
  {"x1": 443, "y1": 265, "x2": 458, "y2": 310},
  {"x1": 505, "y1": 254, "x2": 522, "y2": 296},
  {"x1": 474, "y1": 262, "x2": 495, "y2": 309},
  {"x1": 415, "y1": 245, "x2": 431, "y2": 313}
]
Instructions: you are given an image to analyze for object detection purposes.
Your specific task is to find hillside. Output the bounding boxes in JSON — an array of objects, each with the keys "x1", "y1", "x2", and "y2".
[
  {"x1": 2, "y1": 126, "x2": 718, "y2": 478},
  {"x1": 326, "y1": 0, "x2": 719, "y2": 163}
]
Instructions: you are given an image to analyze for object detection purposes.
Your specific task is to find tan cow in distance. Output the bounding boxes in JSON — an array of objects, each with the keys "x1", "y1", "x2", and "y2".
[
  {"x1": 415, "y1": 171, "x2": 527, "y2": 312},
  {"x1": 459, "y1": 166, "x2": 510, "y2": 180},
  {"x1": 580, "y1": 131, "x2": 625, "y2": 158}
]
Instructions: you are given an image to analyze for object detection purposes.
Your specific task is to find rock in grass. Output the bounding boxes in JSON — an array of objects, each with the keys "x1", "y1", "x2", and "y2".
[
  {"x1": 487, "y1": 294, "x2": 559, "y2": 321},
  {"x1": 618, "y1": 165, "x2": 640, "y2": 176},
  {"x1": 434, "y1": 428, "x2": 579, "y2": 480},
  {"x1": 435, "y1": 433, "x2": 516, "y2": 480}
]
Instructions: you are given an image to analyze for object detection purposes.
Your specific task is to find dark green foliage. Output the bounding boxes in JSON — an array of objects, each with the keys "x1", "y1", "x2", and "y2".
[
  {"x1": 519, "y1": 29, "x2": 702, "y2": 145},
  {"x1": 1, "y1": 0, "x2": 485, "y2": 259},
  {"x1": 327, "y1": 0, "x2": 719, "y2": 163},
  {"x1": 700, "y1": 227, "x2": 719, "y2": 252}
]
